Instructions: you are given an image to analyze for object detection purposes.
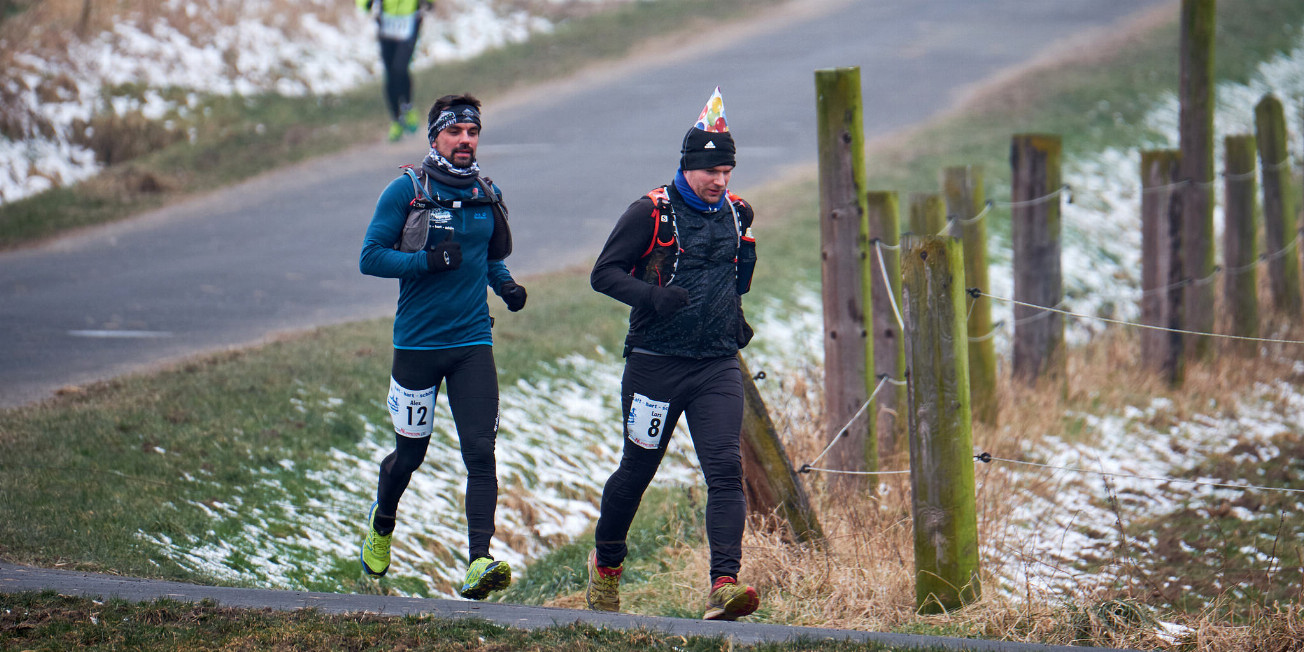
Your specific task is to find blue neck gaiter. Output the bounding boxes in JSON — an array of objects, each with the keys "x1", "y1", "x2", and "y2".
[{"x1": 674, "y1": 169, "x2": 727, "y2": 214}]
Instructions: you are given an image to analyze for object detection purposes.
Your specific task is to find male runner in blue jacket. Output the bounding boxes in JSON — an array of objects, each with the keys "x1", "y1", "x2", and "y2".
[{"x1": 358, "y1": 93, "x2": 526, "y2": 600}]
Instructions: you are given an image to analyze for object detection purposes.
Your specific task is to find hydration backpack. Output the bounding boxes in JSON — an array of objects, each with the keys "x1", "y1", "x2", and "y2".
[
  {"x1": 637, "y1": 185, "x2": 756, "y2": 293},
  {"x1": 392, "y1": 165, "x2": 512, "y2": 261}
]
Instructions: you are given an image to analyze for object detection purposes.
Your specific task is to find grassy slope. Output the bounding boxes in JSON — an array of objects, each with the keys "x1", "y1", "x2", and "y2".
[{"x1": 3, "y1": 0, "x2": 1304, "y2": 647}]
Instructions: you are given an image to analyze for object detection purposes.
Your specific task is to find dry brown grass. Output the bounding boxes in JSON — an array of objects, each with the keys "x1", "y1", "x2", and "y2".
[{"x1": 545, "y1": 322, "x2": 1304, "y2": 649}]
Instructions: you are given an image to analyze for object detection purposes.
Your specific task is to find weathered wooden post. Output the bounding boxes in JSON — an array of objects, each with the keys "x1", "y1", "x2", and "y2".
[
  {"x1": 1010, "y1": 134, "x2": 1064, "y2": 385},
  {"x1": 942, "y1": 166, "x2": 996, "y2": 424},
  {"x1": 1222, "y1": 135, "x2": 1259, "y2": 345},
  {"x1": 1255, "y1": 94, "x2": 1301, "y2": 316},
  {"x1": 1140, "y1": 150, "x2": 1186, "y2": 383},
  {"x1": 866, "y1": 191, "x2": 905, "y2": 462},
  {"x1": 815, "y1": 67, "x2": 876, "y2": 488},
  {"x1": 738, "y1": 355, "x2": 824, "y2": 544},
  {"x1": 1178, "y1": 0, "x2": 1217, "y2": 358},
  {"x1": 908, "y1": 193, "x2": 947, "y2": 236},
  {"x1": 901, "y1": 235, "x2": 981, "y2": 614}
]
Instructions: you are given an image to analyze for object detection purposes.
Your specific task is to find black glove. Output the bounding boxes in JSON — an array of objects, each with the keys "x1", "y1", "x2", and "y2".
[
  {"x1": 425, "y1": 232, "x2": 462, "y2": 273},
  {"x1": 649, "y1": 285, "x2": 689, "y2": 318},
  {"x1": 500, "y1": 281, "x2": 527, "y2": 312}
]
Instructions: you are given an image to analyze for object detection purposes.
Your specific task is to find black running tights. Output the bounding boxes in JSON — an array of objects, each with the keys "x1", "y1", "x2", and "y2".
[{"x1": 375, "y1": 345, "x2": 499, "y2": 562}]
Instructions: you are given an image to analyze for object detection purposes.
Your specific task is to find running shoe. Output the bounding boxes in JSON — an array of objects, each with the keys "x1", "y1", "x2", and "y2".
[
  {"x1": 387, "y1": 121, "x2": 404, "y2": 142},
  {"x1": 459, "y1": 556, "x2": 512, "y2": 600},
  {"x1": 585, "y1": 549, "x2": 622, "y2": 612},
  {"x1": 403, "y1": 108, "x2": 421, "y2": 134},
  {"x1": 359, "y1": 501, "x2": 392, "y2": 577},
  {"x1": 703, "y1": 576, "x2": 759, "y2": 621}
]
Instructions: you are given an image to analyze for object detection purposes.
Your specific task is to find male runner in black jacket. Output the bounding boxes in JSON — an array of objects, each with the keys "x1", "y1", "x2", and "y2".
[{"x1": 586, "y1": 87, "x2": 760, "y2": 621}]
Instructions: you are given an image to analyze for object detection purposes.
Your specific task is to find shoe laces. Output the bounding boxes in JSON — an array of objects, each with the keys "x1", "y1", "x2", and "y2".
[{"x1": 368, "y1": 529, "x2": 391, "y2": 556}]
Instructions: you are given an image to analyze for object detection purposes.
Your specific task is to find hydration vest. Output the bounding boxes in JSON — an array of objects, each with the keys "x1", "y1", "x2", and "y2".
[
  {"x1": 636, "y1": 185, "x2": 756, "y2": 294},
  {"x1": 393, "y1": 165, "x2": 512, "y2": 260}
]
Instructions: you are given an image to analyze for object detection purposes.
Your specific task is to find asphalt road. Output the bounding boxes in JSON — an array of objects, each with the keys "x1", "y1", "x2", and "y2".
[
  {"x1": 0, "y1": 562, "x2": 1143, "y2": 651},
  {"x1": 0, "y1": 0, "x2": 1169, "y2": 408}
]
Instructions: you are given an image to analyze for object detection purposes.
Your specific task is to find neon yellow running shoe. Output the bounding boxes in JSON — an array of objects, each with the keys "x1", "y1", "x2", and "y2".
[
  {"x1": 703, "y1": 576, "x2": 759, "y2": 621},
  {"x1": 585, "y1": 549, "x2": 622, "y2": 612},
  {"x1": 360, "y1": 502, "x2": 392, "y2": 577},
  {"x1": 459, "y1": 556, "x2": 511, "y2": 600},
  {"x1": 387, "y1": 121, "x2": 404, "y2": 142},
  {"x1": 403, "y1": 108, "x2": 421, "y2": 134}
]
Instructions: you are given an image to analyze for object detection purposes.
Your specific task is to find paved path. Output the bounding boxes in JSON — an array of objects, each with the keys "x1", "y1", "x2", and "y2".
[
  {"x1": 0, "y1": 0, "x2": 1170, "y2": 408},
  {"x1": 0, "y1": 563, "x2": 1140, "y2": 651}
]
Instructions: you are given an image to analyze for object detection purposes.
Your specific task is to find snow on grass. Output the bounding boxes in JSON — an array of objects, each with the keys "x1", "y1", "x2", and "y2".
[
  {"x1": 982, "y1": 26, "x2": 1304, "y2": 601},
  {"x1": 991, "y1": 380, "x2": 1304, "y2": 599},
  {"x1": 136, "y1": 295, "x2": 827, "y2": 596},
  {"x1": 0, "y1": 0, "x2": 565, "y2": 204}
]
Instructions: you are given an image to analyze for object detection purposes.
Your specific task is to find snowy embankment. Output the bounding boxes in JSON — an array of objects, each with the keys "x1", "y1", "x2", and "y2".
[
  {"x1": 987, "y1": 29, "x2": 1304, "y2": 601},
  {"x1": 0, "y1": 0, "x2": 569, "y2": 204}
]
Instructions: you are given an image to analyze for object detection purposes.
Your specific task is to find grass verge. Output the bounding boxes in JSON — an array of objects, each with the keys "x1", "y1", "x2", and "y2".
[{"x1": 1, "y1": 592, "x2": 930, "y2": 652}]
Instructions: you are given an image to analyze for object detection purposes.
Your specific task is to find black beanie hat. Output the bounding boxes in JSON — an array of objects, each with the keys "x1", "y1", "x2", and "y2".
[{"x1": 680, "y1": 127, "x2": 736, "y2": 170}]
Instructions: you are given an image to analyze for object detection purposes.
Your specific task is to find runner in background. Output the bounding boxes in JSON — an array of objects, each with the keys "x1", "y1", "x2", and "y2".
[{"x1": 357, "y1": 0, "x2": 432, "y2": 142}]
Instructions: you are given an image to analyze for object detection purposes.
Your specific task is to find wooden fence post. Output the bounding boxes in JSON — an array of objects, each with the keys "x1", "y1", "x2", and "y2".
[
  {"x1": 901, "y1": 235, "x2": 981, "y2": 614},
  {"x1": 1010, "y1": 134, "x2": 1065, "y2": 385},
  {"x1": 1223, "y1": 135, "x2": 1259, "y2": 345},
  {"x1": 942, "y1": 166, "x2": 996, "y2": 425},
  {"x1": 908, "y1": 193, "x2": 947, "y2": 236},
  {"x1": 737, "y1": 354, "x2": 824, "y2": 544},
  {"x1": 1255, "y1": 94, "x2": 1301, "y2": 317},
  {"x1": 815, "y1": 67, "x2": 876, "y2": 489},
  {"x1": 866, "y1": 191, "x2": 905, "y2": 464},
  {"x1": 1140, "y1": 150, "x2": 1185, "y2": 383},
  {"x1": 1179, "y1": 0, "x2": 1217, "y2": 359}
]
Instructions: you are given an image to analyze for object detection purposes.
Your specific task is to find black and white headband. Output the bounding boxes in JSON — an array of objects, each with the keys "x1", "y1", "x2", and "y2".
[{"x1": 429, "y1": 104, "x2": 482, "y2": 141}]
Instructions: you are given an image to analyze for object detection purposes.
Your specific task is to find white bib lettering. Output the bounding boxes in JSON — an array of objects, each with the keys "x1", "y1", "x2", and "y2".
[
  {"x1": 387, "y1": 377, "x2": 435, "y2": 438},
  {"x1": 626, "y1": 393, "x2": 670, "y2": 450},
  {"x1": 379, "y1": 13, "x2": 417, "y2": 41}
]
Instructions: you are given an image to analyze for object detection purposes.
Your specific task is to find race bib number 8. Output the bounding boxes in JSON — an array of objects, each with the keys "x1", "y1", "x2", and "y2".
[
  {"x1": 626, "y1": 393, "x2": 670, "y2": 450},
  {"x1": 388, "y1": 377, "x2": 435, "y2": 438}
]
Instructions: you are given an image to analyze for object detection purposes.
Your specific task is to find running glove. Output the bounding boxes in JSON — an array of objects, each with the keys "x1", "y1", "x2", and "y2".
[
  {"x1": 500, "y1": 281, "x2": 528, "y2": 312},
  {"x1": 649, "y1": 285, "x2": 689, "y2": 318},
  {"x1": 426, "y1": 238, "x2": 462, "y2": 273}
]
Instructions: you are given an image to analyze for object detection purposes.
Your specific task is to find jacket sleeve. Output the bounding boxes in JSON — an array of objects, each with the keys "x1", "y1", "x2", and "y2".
[
  {"x1": 360, "y1": 177, "x2": 430, "y2": 279},
  {"x1": 590, "y1": 196, "x2": 657, "y2": 310},
  {"x1": 486, "y1": 260, "x2": 513, "y2": 294}
]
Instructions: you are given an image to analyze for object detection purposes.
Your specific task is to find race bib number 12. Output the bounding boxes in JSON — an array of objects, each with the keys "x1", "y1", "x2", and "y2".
[{"x1": 626, "y1": 393, "x2": 670, "y2": 450}]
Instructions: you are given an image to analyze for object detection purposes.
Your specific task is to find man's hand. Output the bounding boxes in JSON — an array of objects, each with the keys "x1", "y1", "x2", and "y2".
[
  {"x1": 500, "y1": 281, "x2": 528, "y2": 312},
  {"x1": 426, "y1": 234, "x2": 462, "y2": 273},
  {"x1": 649, "y1": 285, "x2": 689, "y2": 318}
]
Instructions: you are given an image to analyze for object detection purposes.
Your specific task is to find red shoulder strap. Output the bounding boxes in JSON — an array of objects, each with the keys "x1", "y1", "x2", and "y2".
[{"x1": 641, "y1": 186, "x2": 672, "y2": 258}]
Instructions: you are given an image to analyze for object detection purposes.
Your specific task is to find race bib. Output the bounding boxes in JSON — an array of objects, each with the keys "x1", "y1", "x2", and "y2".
[
  {"x1": 379, "y1": 13, "x2": 417, "y2": 41},
  {"x1": 626, "y1": 393, "x2": 670, "y2": 450},
  {"x1": 387, "y1": 377, "x2": 435, "y2": 438}
]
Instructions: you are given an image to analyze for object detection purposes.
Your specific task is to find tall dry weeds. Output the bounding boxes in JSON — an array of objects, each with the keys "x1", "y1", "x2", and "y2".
[{"x1": 554, "y1": 324, "x2": 1304, "y2": 650}]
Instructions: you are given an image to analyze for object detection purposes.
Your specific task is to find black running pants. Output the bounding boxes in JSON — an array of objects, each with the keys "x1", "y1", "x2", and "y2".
[
  {"x1": 379, "y1": 33, "x2": 417, "y2": 121},
  {"x1": 594, "y1": 353, "x2": 746, "y2": 581},
  {"x1": 376, "y1": 345, "x2": 499, "y2": 562}
]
